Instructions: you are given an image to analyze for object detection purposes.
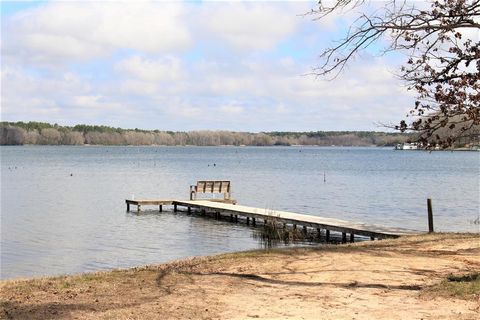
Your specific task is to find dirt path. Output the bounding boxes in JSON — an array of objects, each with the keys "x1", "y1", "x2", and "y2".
[{"x1": 1, "y1": 233, "x2": 479, "y2": 319}]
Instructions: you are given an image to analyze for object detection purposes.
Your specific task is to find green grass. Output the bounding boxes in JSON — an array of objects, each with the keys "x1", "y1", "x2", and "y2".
[{"x1": 423, "y1": 273, "x2": 480, "y2": 300}]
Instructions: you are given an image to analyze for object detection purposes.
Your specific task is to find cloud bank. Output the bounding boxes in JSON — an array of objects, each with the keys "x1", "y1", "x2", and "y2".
[{"x1": 1, "y1": 1, "x2": 412, "y2": 131}]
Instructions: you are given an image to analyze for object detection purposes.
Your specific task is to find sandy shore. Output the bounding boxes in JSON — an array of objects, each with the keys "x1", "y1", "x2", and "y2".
[{"x1": 1, "y1": 233, "x2": 479, "y2": 319}]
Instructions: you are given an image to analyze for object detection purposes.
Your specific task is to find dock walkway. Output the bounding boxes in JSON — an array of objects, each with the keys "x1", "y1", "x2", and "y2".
[{"x1": 125, "y1": 199, "x2": 421, "y2": 240}]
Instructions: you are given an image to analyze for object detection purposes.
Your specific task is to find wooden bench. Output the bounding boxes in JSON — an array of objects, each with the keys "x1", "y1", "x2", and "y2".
[{"x1": 190, "y1": 180, "x2": 236, "y2": 204}]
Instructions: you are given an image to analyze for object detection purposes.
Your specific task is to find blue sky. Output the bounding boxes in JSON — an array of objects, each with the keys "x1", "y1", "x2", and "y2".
[{"x1": 1, "y1": 0, "x2": 413, "y2": 132}]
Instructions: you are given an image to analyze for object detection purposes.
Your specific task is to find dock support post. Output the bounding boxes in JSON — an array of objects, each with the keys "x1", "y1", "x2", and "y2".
[
  {"x1": 252, "y1": 218, "x2": 256, "y2": 226},
  {"x1": 326, "y1": 230, "x2": 330, "y2": 241},
  {"x1": 246, "y1": 217, "x2": 250, "y2": 225},
  {"x1": 370, "y1": 236, "x2": 375, "y2": 241},
  {"x1": 303, "y1": 226, "x2": 307, "y2": 234},
  {"x1": 138, "y1": 205, "x2": 141, "y2": 212},
  {"x1": 159, "y1": 205, "x2": 162, "y2": 212},
  {"x1": 174, "y1": 204, "x2": 177, "y2": 212},
  {"x1": 427, "y1": 198, "x2": 434, "y2": 233},
  {"x1": 230, "y1": 214, "x2": 234, "y2": 222},
  {"x1": 127, "y1": 203, "x2": 130, "y2": 212},
  {"x1": 350, "y1": 233, "x2": 354, "y2": 243},
  {"x1": 342, "y1": 232, "x2": 347, "y2": 243},
  {"x1": 235, "y1": 215, "x2": 238, "y2": 223},
  {"x1": 293, "y1": 224, "x2": 297, "y2": 230},
  {"x1": 188, "y1": 206, "x2": 191, "y2": 214},
  {"x1": 201, "y1": 209, "x2": 206, "y2": 216},
  {"x1": 317, "y1": 228, "x2": 321, "y2": 239}
]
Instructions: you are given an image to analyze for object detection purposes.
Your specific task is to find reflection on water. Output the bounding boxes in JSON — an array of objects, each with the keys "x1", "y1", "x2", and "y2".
[{"x1": 1, "y1": 146, "x2": 478, "y2": 279}]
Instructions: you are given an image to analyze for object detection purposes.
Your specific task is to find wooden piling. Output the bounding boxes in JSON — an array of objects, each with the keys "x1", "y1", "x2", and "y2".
[
  {"x1": 127, "y1": 203, "x2": 130, "y2": 212},
  {"x1": 246, "y1": 217, "x2": 250, "y2": 225},
  {"x1": 326, "y1": 230, "x2": 330, "y2": 241},
  {"x1": 350, "y1": 233, "x2": 354, "y2": 243},
  {"x1": 174, "y1": 204, "x2": 177, "y2": 212},
  {"x1": 188, "y1": 206, "x2": 191, "y2": 214},
  {"x1": 303, "y1": 225, "x2": 307, "y2": 234},
  {"x1": 252, "y1": 217, "x2": 256, "y2": 226},
  {"x1": 159, "y1": 205, "x2": 162, "y2": 212},
  {"x1": 235, "y1": 215, "x2": 238, "y2": 223},
  {"x1": 342, "y1": 232, "x2": 347, "y2": 243},
  {"x1": 138, "y1": 205, "x2": 141, "y2": 212},
  {"x1": 427, "y1": 198, "x2": 434, "y2": 233},
  {"x1": 317, "y1": 228, "x2": 321, "y2": 239}
]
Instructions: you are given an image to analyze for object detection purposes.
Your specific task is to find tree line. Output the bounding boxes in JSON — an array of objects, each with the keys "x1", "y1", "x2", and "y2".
[{"x1": 1, "y1": 121, "x2": 414, "y2": 146}]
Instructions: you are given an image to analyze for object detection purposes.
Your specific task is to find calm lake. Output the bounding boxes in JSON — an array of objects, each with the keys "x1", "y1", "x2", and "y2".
[{"x1": 1, "y1": 146, "x2": 479, "y2": 279}]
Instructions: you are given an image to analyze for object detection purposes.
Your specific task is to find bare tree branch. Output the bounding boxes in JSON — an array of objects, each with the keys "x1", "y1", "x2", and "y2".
[{"x1": 312, "y1": 0, "x2": 480, "y2": 148}]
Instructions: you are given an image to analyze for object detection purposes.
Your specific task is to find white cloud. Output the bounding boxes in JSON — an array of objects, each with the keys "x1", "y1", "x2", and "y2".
[
  {"x1": 204, "y1": 3, "x2": 298, "y2": 50},
  {"x1": 5, "y1": 1, "x2": 191, "y2": 63},
  {"x1": 71, "y1": 95, "x2": 123, "y2": 111},
  {"x1": 219, "y1": 103, "x2": 244, "y2": 114},
  {"x1": 115, "y1": 56, "x2": 186, "y2": 82}
]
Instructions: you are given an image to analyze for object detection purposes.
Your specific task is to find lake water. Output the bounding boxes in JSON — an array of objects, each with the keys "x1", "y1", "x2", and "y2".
[{"x1": 1, "y1": 146, "x2": 479, "y2": 279}]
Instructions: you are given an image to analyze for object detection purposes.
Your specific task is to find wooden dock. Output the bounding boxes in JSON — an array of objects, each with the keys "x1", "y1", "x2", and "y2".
[{"x1": 125, "y1": 199, "x2": 421, "y2": 240}]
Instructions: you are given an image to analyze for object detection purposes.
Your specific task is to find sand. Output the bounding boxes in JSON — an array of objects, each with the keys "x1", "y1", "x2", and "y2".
[{"x1": 1, "y1": 233, "x2": 479, "y2": 319}]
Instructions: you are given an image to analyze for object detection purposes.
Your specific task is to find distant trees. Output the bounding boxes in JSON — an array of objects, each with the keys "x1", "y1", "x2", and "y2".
[
  {"x1": 0, "y1": 121, "x2": 414, "y2": 147},
  {"x1": 0, "y1": 126, "x2": 26, "y2": 145},
  {"x1": 311, "y1": 0, "x2": 480, "y2": 148}
]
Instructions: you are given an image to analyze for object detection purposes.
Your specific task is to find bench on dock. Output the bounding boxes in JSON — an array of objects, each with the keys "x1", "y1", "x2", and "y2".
[{"x1": 190, "y1": 180, "x2": 236, "y2": 204}]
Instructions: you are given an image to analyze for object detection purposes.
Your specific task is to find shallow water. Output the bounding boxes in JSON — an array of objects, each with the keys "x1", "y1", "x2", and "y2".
[{"x1": 1, "y1": 146, "x2": 478, "y2": 279}]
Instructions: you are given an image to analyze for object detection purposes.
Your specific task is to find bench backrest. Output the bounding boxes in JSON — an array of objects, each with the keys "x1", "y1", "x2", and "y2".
[{"x1": 196, "y1": 180, "x2": 231, "y2": 194}]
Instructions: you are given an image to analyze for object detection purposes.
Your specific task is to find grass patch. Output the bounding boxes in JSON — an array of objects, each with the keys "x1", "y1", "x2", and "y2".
[{"x1": 423, "y1": 273, "x2": 480, "y2": 300}]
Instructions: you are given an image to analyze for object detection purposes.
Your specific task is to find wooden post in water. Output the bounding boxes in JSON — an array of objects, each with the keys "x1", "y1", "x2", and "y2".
[
  {"x1": 252, "y1": 217, "x2": 256, "y2": 226},
  {"x1": 350, "y1": 233, "x2": 354, "y2": 243},
  {"x1": 325, "y1": 230, "x2": 330, "y2": 241},
  {"x1": 317, "y1": 228, "x2": 321, "y2": 239},
  {"x1": 138, "y1": 205, "x2": 141, "y2": 212},
  {"x1": 246, "y1": 217, "x2": 250, "y2": 225},
  {"x1": 174, "y1": 204, "x2": 177, "y2": 212},
  {"x1": 427, "y1": 198, "x2": 434, "y2": 233},
  {"x1": 159, "y1": 205, "x2": 162, "y2": 212},
  {"x1": 127, "y1": 203, "x2": 130, "y2": 212},
  {"x1": 342, "y1": 232, "x2": 347, "y2": 243}
]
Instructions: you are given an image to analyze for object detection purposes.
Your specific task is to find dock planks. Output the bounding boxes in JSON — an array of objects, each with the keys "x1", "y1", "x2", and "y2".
[{"x1": 125, "y1": 199, "x2": 421, "y2": 239}]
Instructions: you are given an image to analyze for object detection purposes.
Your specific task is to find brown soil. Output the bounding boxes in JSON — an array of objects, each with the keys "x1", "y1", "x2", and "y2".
[{"x1": 1, "y1": 233, "x2": 479, "y2": 319}]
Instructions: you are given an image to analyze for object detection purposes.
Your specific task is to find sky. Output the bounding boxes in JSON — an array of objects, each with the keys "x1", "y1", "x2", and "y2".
[{"x1": 1, "y1": 0, "x2": 416, "y2": 132}]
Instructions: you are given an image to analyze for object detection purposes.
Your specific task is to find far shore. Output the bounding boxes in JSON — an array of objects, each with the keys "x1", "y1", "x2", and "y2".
[
  {"x1": 2, "y1": 144, "x2": 479, "y2": 152},
  {"x1": 1, "y1": 233, "x2": 479, "y2": 319}
]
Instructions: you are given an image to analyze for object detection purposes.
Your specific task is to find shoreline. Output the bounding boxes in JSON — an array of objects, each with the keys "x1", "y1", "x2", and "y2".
[
  {"x1": 2, "y1": 144, "x2": 478, "y2": 152},
  {"x1": 1, "y1": 233, "x2": 479, "y2": 319}
]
